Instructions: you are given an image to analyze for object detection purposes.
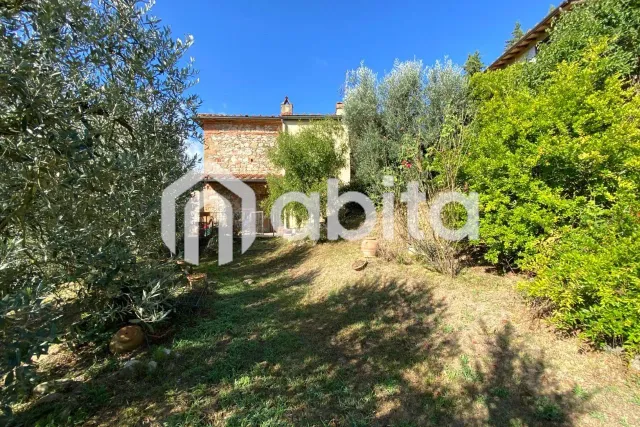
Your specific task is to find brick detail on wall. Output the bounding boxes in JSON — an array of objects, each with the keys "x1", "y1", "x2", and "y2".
[{"x1": 203, "y1": 119, "x2": 281, "y2": 176}]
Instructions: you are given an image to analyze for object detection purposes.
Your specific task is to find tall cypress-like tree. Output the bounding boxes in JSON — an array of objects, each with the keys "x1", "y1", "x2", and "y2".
[
  {"x1": 464, "y1": 51, "x2": 485, "y2": 76},
  {"x1": 505, "y1": 21, "x2": 525, "y2": 50}
]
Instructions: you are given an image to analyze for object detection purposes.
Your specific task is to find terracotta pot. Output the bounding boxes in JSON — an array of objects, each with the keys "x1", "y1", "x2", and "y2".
[
  {"x1": 109, "y1": 325, "x2": 145, "y2": 354},
  {"x1": 352, "y1": 259, "x2": 368, "y2": 271},
  {"x1": 361, "y1": 238, "x2": 378, "y2": 258}
]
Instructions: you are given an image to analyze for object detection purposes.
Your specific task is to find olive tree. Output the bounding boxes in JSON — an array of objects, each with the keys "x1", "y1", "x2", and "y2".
[
  {"x1": 0, "y1": 0, "x2": 200, "y2": 408},
  {"x1": 342, "y1": 59, "x2": 472, "y2": 274},
  {"x1": 343, "y1": 60, "x2": 425, "y2": 199}
]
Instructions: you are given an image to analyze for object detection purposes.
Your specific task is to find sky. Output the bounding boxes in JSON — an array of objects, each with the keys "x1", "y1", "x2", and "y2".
[{"x1": 151, "y1": 0, "x2": 556, "y2": 159}]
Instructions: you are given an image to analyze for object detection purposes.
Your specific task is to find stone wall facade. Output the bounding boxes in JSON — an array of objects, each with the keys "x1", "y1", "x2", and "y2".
[
  {"x1": 199, "y1": 114, "x2": 349, "y2": 233},
  {"x1": 203, "y1": 119, "x2": 281, "y2": 176}
]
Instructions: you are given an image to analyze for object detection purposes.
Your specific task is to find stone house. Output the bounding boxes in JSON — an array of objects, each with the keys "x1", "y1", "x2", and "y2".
[{"x1": 196, "y1": 97, "x2": 349, "y2": 233}]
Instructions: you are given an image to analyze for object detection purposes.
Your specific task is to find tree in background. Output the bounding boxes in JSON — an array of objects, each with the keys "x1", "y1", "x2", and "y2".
[
  {"x1": 263, "y1": 120, "x2": 347, "y2": 225},
  {"x1": 463, "y1": 51, "x2": 484, "y2": 76},
  {"x1": 343, "y1": 59, "x2": 472, "y2": 274},
  {"x1": 505, "y1": 21, "x2": 525, "y2": 50},
  {"x1": 343, "y1": 60, "x2": 425, "y2": 200},
  {"x1": 0, "y1": 0, "x2": 200, "y2": 408},
  {"x1": 416, "y1": 61, "x2": 473, "y2": 275},
  {"x1": 343, "y1": 59, "x2": 469, "y2": 200}
]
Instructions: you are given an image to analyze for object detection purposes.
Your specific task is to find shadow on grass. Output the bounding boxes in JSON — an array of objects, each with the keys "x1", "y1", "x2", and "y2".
[
  {"x1": 205, "y1": 275, "x2": 455, "y2": 426},
  {"x1": 15, "y1": 239, "x2": 588, "y2": 426},
  {"x1": 461, "y1": 322, "x2": 589, "y2": 426}
]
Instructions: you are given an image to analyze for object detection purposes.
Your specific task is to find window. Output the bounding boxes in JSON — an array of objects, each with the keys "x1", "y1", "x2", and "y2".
[{"x1": 525, "y1": 45, "x2": 538, "y2": 62}]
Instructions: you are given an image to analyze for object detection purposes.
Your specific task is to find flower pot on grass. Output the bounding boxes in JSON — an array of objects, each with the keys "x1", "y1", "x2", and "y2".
[
  {"x1": 109, "y1": 325, "x2": 145, "y2": 354},
  {"x1": 361, "y1": 238, "x2": 378, "y2": 258}
]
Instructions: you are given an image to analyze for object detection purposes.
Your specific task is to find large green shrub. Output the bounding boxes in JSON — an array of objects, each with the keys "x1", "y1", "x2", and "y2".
[
  {"x1": 467, "y1": 40, "x2": 640, "y2": 350},
  {"x1": 521, "y1": 199, "x2": 640, "y2": 351},
  {"x1": 463, "y1": 0, "x2": 640, "y2": 353},
  {"x1": 466, "y1": 43, "x2": 640, "y2": 266}
]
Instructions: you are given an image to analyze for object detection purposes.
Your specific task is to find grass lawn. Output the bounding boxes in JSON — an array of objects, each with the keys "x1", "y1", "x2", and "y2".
[{"x1": 17, "y1": 239, "x2": 640, "y2": 426}]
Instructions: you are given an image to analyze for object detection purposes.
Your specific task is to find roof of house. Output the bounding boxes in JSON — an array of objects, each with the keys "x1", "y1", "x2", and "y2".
[
  {"x1": 488, "y1": 0, "x2": 581, "y2": 70},
  {"x1": 197, "y1": 96, "x2": 342, "y2": 123},
  {"x1": 196, "y1": 113, "x2": 338, "y2": 123},
  {"x1": 204, "y1": 173, "x2": 270, "y2": 182},
  {"x1": 197, "y1": 114, "x2": 281, "y2": 122}
]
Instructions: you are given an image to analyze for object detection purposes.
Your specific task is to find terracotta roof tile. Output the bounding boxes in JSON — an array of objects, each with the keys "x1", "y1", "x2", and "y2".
[
  {"x1": 204, "y1": 173, "x2": 274, "y2": 182},
  {"x1": 197, "y1": 113, "x2": 339, "y2": 120},
  {"x1": 197, "y1": 114, "x2": 280, "y2": 119}
]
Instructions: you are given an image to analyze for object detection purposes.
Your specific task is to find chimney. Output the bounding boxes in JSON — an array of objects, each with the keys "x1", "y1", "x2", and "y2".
[
  {"x1": 280, "y1": 96, "x2": 293, "y2": 116},
  {"x1": 335, "y1": 101, "x2": 344, "y2": 116}
]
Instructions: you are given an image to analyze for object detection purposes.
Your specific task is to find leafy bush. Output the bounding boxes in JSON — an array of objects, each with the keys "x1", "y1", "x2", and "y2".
[
  {"x1": 529, "y1": 0, "x2": 640, "y2": 84},
  {"x1": 463, "y1": 0, "x2": 640, "y2": 352},
  {"x1": 467, "y1": 39, "x2": 640, "y2": 350},
  {"x1": 466, "y1": 43, "x2": 640, "y2": 266},
  {"x1": 263, "y1": 119, "x2": 347, "y2": 223},
  {"x1": 521, "y1": 202, "x2": 640, "y2": 351}
]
